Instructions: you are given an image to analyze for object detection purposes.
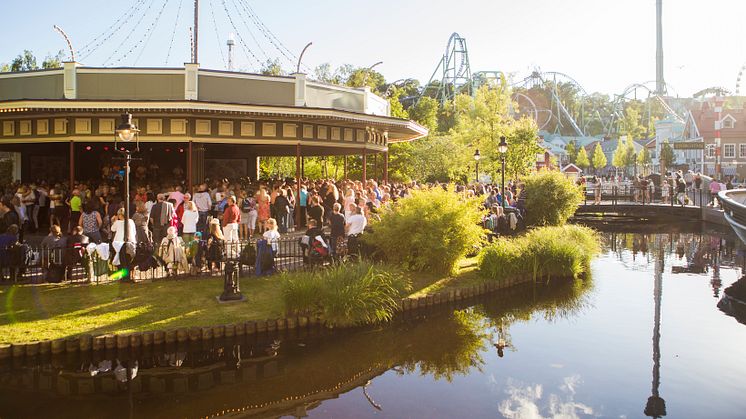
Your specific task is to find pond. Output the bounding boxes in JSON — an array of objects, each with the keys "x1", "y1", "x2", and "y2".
[{"x1": 2, "y1": 223, "x2": 746, "y2": 419}]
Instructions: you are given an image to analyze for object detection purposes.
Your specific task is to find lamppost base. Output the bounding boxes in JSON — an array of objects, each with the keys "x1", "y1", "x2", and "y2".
[{"x1": 218, "y1": 261, "x2": 244, "y2": 302}]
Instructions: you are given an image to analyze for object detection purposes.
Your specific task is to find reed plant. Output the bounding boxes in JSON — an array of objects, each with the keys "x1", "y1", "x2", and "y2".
[
  {"x1": 478, "y1": 225, "x2": 599, "y2": 281},
  {"x1": 281, "y1": 261, "x2": 412, "y2": 327}
]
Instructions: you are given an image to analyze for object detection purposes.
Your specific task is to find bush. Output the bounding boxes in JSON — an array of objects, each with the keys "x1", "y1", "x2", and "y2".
[
  {"x1": 521, "y1": 171, "x2": 583, "y2": 226},
  {"x1": 363, "y1": 186, "x2": 486, "y2": 275},
  {"x1": 280, "y1": 261, "x2": 411, "y2": 327},
  {"x1": 478, "y1": 225, "x2": 599, "y2": 281}
]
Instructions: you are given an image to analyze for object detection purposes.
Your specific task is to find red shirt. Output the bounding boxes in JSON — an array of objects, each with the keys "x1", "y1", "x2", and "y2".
[{"x1": 223, "y1": 204, "x2": 241, "y2": 226}]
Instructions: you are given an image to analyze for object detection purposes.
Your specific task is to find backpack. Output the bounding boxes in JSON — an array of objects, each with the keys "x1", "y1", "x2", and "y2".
[
  {"x1": 241, "y1": 197, "x2": 255, "y2": 212},
  {"x1": 216, "y1": 198, "x2": 228, "y2": 213},
  {"x1": 309, "y1": 237, "x2": 328, "y2": 258},
  {"x1": 240, "y1": 242, "x2": 257, "y2": 266}
]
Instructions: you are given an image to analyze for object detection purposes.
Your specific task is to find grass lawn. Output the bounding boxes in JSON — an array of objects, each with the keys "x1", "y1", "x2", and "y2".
[
  {"x1": 0, "y1": 258, "x2": 484, "y2": 343},
  {"x1": 0, "y1": 276, "x2": 285, "y2": 344}
]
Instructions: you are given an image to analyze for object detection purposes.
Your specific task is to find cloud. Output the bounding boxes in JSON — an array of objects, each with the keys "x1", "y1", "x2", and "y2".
[{"x1": 497, "y1": 375, "x2": 595, "y2": 419}]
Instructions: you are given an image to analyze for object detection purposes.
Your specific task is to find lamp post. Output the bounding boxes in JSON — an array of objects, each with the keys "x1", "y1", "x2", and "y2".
[
  {"x1": 114, "y1": 113, "x2": 139, "y2": 283},
  {"x1": 498, "y1": 136, "x2": 508, "y2": 208},
  {"x1": 473, "y1": 149, "x2": 481, "y2": 183}
]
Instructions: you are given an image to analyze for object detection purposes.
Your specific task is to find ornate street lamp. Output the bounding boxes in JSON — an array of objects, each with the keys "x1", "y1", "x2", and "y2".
[
  {"x1": 498, "y1": 136, "x2": 508, "y2": 208},
  {"x1": 473, "y1": 149, "x2": 481, "y2": 183},
  {"x1": 114, "y1": 113, "x2": 140, "y2": 283}
]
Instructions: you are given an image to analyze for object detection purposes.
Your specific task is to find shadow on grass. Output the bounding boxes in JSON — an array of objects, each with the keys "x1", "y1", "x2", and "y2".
[{"x1": 0, "y1": 275, "x2": 285, "y2": 343}]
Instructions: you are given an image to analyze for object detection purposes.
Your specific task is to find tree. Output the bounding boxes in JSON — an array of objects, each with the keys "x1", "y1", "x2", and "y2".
[
  {"x1": 449, "y1": 84, "x2": 541, "y2": 180},
  {"x1": 659, "y1": 141, "x2": 674, "y2": 172},
  {"x1": 636, "y1": 148, "x2": 652, "y2": 174},
  {"x1": 345, "y1": 68, "x2": 385, "y2": 92},
  {"x1": 591, "y1": 142, "x2": 607, "y2": 173},
  {"x1": 565, "y1": 140, "x2": 578, "y2": 164},
  {"x1": 387, "y1": 86, "x2": 409, "y2": 119},
  {"x1": 612, "y1": 139, "x2": 627, "y2": 171},
  {"x1": 41, "y1": 50, "x2": 64, "y2": 69},
  {"x1": 260, "y1": 58, "x2": 285, "y2": 76},
  {"x1": 576, "y1": 146, "x2": 590, "y2": 170},
  {"x1": 408, "y1": 96, "x2": 438, "y2": 132}
]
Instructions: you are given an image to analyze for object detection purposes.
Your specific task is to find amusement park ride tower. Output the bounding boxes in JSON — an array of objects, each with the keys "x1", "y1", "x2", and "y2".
[{"x1": 656, "y1": 0, "x2": 666, "y2": 95}]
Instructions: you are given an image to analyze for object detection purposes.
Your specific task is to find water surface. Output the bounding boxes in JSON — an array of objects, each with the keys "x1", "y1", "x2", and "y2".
[{"x1": 2, "y1": 224, "x2": 746, "y2": 418}]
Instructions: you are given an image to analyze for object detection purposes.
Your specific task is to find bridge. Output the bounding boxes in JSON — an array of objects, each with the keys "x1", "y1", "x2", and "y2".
[{"x1": 573, "y1": 188, "x2": 727, "y2": 225}]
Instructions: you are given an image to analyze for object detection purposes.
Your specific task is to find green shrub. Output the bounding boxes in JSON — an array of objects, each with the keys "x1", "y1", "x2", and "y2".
[
  {"x1": 521, "y1": 171, "x2": 583, "y2": 226},
  {"x1": 363, "y1": 186, "x2": 486, "y2": 275},
  {"x1": 478, "y1": 225, "x2": 599, "y2": 281},
  {"x1": 280, "y1": 261, "x2": 411, "y2": 327}
]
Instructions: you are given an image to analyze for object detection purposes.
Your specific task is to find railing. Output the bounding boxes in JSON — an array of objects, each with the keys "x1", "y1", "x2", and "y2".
[
  {"x1": 581, "y1": 184, "x2": 709, "y2": 208},
  {"x1": 0, "y1": 235, "x2": 310, "y2": 284}
]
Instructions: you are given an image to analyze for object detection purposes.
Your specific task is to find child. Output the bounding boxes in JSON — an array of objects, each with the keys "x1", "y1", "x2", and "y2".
[{"x1": 263, "y1": 218, "x2": 281, "y2": 255}]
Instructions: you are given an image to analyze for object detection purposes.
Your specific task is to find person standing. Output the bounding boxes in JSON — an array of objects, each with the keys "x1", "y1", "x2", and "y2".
[
  {"x1": 79, "y1": 201, "x2": 103, "y2": 244},
  {"x1": 149, "y1": 194, "x2": 174, "y2": 245},
  {"x1": 329, "y1": 203, "x2": 346, "y2": 257},
  {"x1": 307, "y1": 196, "x2": 324, "y2": 228},
  {"x1": 222, "y1": 196, "x2": 241, "y2": 242},
  {"x1": 193, "y1": 183, "x2": 212, "y2": 237},
  {"x1": 274, "y1": 189, "x2": 291, "y2": 234},
  {"x1": 69, "y1": 189, "x2": 83, "y2": 234},
  {"x1": 298, "y1": 184, "x2": 308, "y2": 228},
  {"x1": 345, "y1": 205, "x2": 367, "y2": 256},
  {"x1": 181, "y1": 200, "x2": 199, "y2": 244}
]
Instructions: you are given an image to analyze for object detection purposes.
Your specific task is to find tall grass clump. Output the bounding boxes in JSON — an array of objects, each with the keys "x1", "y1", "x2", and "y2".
[
  {"x1": 478, "y1": 225, "x2": 599, "y2": 281},
  {"x1": 281, "y1": 260, "x2": 411, "y2": 327},
  {"x1": 363, "y1": 186, "x2": 485, "y2": 275},
  {"x1": 521, "y1": 171, "x2": 583, "y2": 226}
]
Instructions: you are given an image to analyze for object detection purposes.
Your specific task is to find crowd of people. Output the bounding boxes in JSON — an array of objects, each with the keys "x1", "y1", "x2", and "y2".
[
  {"x1": 578, "y1": 170, "x2": 735, "y2": 206},
  {"x1": 0, "y1": 176, "x2": 426, "y2": 282}
]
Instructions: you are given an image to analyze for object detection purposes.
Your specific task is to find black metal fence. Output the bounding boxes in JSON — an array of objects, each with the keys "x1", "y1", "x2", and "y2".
[
  {"x1": 582, "y1": 185, "x2": 709, "y2": 208},
  {"x1": 0, "y1": 236, "x2": 308, "y2": 284}
]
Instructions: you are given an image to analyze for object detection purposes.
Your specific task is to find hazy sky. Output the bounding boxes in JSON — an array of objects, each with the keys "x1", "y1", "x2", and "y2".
[{"x1": 1, "y1": 0, "x2": 745, "y2": 97}]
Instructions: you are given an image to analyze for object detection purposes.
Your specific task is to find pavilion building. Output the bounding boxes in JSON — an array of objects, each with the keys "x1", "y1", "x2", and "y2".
[{"x1": 0, "y1": 63, "x2": 428, "y2": 189}]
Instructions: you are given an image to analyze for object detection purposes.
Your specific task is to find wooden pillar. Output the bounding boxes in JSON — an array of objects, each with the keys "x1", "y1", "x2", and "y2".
[
  {"x1": 301, "y1": 156, "x2": 305, "y2": 178},
  {"x1": 362, "y1": 149, "x2": 367, "y2": 183},
  {"x1": 295, "y1": 144, "x2": 301, "y2": 228},
  {"x1": 187, "y1": 141, "x2": 193, "y2": 193},
  {"x1": 69, "y1": 140, "x2": 75, "y2": 188},
  {"x1": 384, "y1": 151, "x2": 389, "y2": 184}
]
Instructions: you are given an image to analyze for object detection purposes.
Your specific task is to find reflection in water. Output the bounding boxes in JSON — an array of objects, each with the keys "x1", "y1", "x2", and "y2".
[
  {"x1": 645, "y1": 237, "x2": 666, "y2": 418},
  {"x1": 497, "y1": 375, "x2": 595, "y2": 419},
  {"x1": 2, "y1": 226, "x2": 746, "y2": 418}
]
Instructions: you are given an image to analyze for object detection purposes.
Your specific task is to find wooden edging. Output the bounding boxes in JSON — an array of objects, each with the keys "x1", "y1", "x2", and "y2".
[{"x1": 0, "y1": 275, "x2": 535, "y2": 360}]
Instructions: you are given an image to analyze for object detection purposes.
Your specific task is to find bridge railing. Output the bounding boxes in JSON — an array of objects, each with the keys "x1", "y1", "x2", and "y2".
[{"x1": 582, "y1": 184, "x2": 708, "y2": 208}]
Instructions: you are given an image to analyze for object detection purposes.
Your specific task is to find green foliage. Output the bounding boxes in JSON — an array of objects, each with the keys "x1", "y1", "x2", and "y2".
[
  {"x1": 521, "y1": 171, "x2": 583, "y2": 226},
  {"x1": 260, "y1": 58, "x2": 286, "y2": 76},
  {"x1": 409, "y1": 96, "x2": 439, "y2": 132},
  {"x1": 619, "y1": 102, "x2": 646, "y2": 140},
  {"x1": 565, "y1": 141, "x2": 577, "y2": 163},
  {"x1": 637, "y1": 147, "x2": 652, "y2": 166},
  {"x1": 281, "y1": 261, "x2": 411, "y2": 327},
  {"x1": 449, "y1": 85, "x2": 541, "y2": 180},
  {"x1": 591, "y1": 142, "x2": 607, "y2": 171},
  {"x1": 660, "y1": 141, "x2": 674, "y2": 170},
  {"x1": 387, "y1": 87, "x2": 409, "y2": 119},
  {"x1": 363, "y1": 187, "x2": 486, "y2": 275},
  {"x1": 575, "y1": 146, "x2": 590, "y2": 169},
  {"x1": 478, "y1": 225, "x2": 599, "y2": 281},
  {"x1": 2, "y1": 50, "x2": 64, "y2": 72}
]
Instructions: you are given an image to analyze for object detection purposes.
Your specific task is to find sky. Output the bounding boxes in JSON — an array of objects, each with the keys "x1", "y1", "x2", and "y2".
[{"x1": 1, "y1": 0, "x2": 745, "y2": 98}]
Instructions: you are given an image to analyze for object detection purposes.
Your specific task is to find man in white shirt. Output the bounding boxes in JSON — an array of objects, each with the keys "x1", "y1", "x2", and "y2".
[
  {"x1": 345, "y1": 205, "x2": 367, "y2": 237},
  {"x1": 193, "y1": 183, "x2": 212, "y2": 236}
]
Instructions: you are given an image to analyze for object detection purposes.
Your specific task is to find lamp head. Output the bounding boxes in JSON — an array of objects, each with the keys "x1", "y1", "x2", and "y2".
[
  {"x1": 474, "y1": 149, "x2": 481, "y2": 161},
  {"x1": 116, "y1": 113, "x2": 139, "y2": 143},
  {"x1": 498, "y1": 136, "x2": 508, "y2": 154}
]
